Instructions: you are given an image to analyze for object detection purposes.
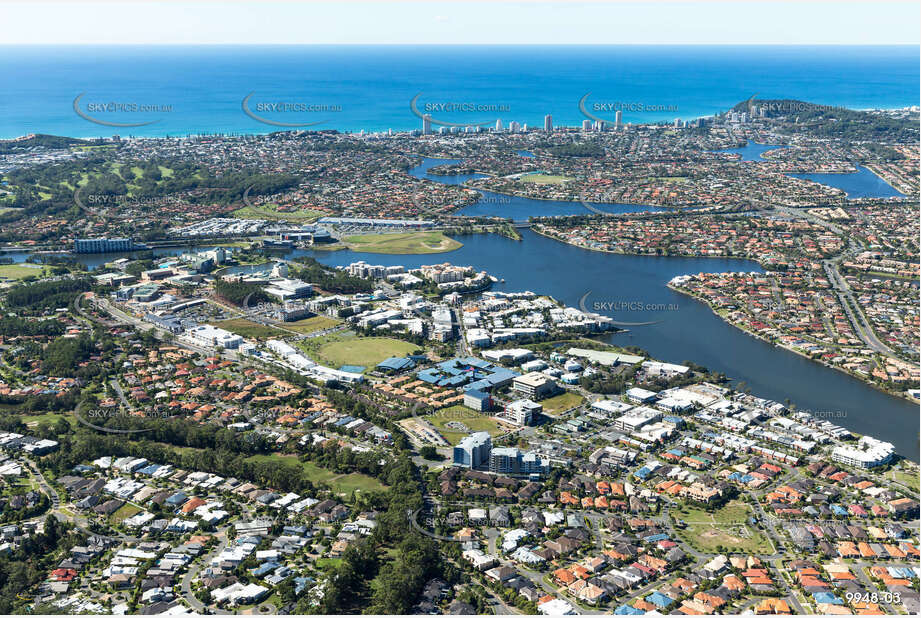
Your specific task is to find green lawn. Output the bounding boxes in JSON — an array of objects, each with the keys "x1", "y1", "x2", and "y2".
[
  {"x1": 890, "y1": 467, "x2": 920, "y2": 490},
  {"x1": 674, "y1": 499, "x2": 773, "y2": 554},
  {"x1": 110, "y1": 503, "x2": 142, "y2": 523},
  {"x1": 215, "y1": 318, "x2": 281, "y2": 340},
  {"x1": 285, "y1": 315, "x2": 340, "y2": 334},
  {"x1": 427, "y1": 406, "x2": 509, "y2": 445},
  {"x1": 23, "y1": 412, "x2": 77, "y2": 429},
  {"x1": 343, "y1": 232, "x2": 462, "y2": 255},
  {"x1": 232, "y1": 203, "x2": 325, "y2": 222},
  {"x1": 315, "y1": 557, "x2": 343, "y2": 571},
  {"x1": 653, "y1": 176, "x2": 691, "y2": 183},
  {"x1": 314, "y1": 336, "x2": 421, "y2": 370},
  {"x1": 330, "y1": 473, "x2": 387, "y2": 494},
  {"x1": 518, "y1": 173, "x2": 575, "y2": 185},
  {"x1": 244, "y1": 455, "x2": 385, "y2": 495},
  {"x1": 539, "y1": 391, "x2": 584, "y2": 415},
  {"x1": 0, "y1": 264, "x2": 51, "y2": 281}
]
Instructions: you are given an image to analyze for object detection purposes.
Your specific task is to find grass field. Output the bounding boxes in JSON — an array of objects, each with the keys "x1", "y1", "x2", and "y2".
[
  {"x1": 23, "y1": 412, "x2": 77, "y2": 429},
  {"x1": 285, "y1": 315, "x2": 340, "y2": 334},
  {"x1": 215, "y1": 318, "x2": 280, "y2": 340},
  {"x1": 0, "y1": 264, "x2": 51, "y2": 281},
  {"x1": 540, "y1": 391, "x2": 584, "y2": 415},
  {"x1": 889, "y1": 467, "x2": 920, "y2": 490},
  {"x1": 232, "y1": 203, "x2": 325, "y2": 222},
  {"x1": 427, "y1": 405, "x2": 509, "y2": 445},
  {"x1": 110, "y1": 503, "x2": 142, "y2": 524},
  {"x1": 311, "y1": 336, "x2": 421, "y2": 370},
  {"x1": 674, "y1": 499, "x2": 773, "y2": 554},
  {"x1": 518, "y1": 173, "x2": 575, "y2": 185},
  {"x1": 314, "y1": 557, "x2": 343, "y2": 571},
  {"x1": 343, "y1": 231, "x2": 462, "y2": 254},
  {"x1": 244, "y1": 455, "x2": 385, "y2": 495}
]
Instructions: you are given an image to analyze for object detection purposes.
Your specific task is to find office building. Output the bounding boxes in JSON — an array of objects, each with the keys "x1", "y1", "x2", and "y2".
[
  {"x1": 489, "y1": 447, "x2": 547, "y2": 477},
  {"x1": 464, "y1": 389, "x2": 492, "y2": 412},
  {"x1": 184, "y1": 325, "x2": 244, "y2": 350},
  {"x1": 612, "y1": 407, "x2": 662, "y2": 433},
  {"x1": 453, "y1": 432, "x2": 492, "y2": 469},
  {"x1": 73, "y1": 238, "x2": 135, "y2": 253},
  {"x1": 505, "y1": 399, "x2": 542, "y2": 426},
  {"x1": 264, "y1": 278, "x2": 313, "y2": 301},
  {"x1": 543, "y1": 114, "x2": 553, "y2": 132},
  {"x1": 512, "y1": 372, "x2": 559, "y2": 400}
]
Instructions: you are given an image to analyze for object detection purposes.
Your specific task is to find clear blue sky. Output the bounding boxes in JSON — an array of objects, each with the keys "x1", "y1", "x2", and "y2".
[{"x1": 1, "y1": 1, "x2": 919, "y2": 45}]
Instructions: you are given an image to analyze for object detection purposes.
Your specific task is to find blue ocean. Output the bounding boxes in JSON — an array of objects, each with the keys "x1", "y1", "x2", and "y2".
[{"x1": 0, "y1": 45, "x2": 918, "y2": 138}]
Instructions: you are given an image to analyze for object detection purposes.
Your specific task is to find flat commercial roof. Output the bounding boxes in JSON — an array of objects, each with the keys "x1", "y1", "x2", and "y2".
[{"x1": 566, "y1": 347, "x2": 644, "y2": 366}]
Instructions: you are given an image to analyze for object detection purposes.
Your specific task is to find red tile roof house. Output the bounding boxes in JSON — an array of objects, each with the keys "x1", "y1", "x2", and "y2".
[{"x1": 51, "y1": 568, "x2": 77, "y2": 582}]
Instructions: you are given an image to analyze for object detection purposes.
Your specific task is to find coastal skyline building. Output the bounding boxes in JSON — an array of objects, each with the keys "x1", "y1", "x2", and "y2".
[
  {"x1": 543, "y1": 114, "x2": 553, "y2": 131},
  {"x1": 422, "y1": 113, "x2": 432, "y2": 135}
]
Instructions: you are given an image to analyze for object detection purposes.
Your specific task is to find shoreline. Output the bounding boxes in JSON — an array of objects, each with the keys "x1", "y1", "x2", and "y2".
[
  {"x1": 530, "y1": 226, "x2": 917, "y2": 403},
  {"x1": 666, "y1": 282, "x2": 918, "y2": 404},
  {"x1": 4, "y1": 104, "x2": 918, "y2": 142}
]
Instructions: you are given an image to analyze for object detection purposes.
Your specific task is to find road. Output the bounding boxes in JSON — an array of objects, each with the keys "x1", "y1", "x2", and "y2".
[{"x1": 181, "y1": 527, "x2": 233, "y2": 614}]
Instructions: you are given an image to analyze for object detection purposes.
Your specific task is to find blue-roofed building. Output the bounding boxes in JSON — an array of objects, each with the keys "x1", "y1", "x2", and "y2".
[
  {"x1": 250, "y1": 562, "x2": 280, "y2": 577},
  {"x1": 417, "y1": 357, "x2": 519, "y2": 391},
  {"x1": 165, "y1": 491, "x2": 188, "y2": 506},
  {"x1": 614, "y1": 604, "x2": 644, "y2": 615},
  {"x1": 417, "y1": 369, "x2": 440, "y2": 384},
  {"x1": 485, "y1": 368, "x2": 520, "y2": 387},
  {"x1": 644, "y1": 533, "x2": 669, "y2": 543},
  {"x1": 830, "y1": 504, "x2": 848, "y2": 516},
  {"x1": 464, "y1": 389, "x2": 491, "y2": 412},
  {"x1": 376, "y1": 357, "x2": 415, "y2": 372},
  {"x1": 293, "y1": 576, "x2": 314, "y2": 596},
  {"x1": 634, "y1": 467, "x2": 651, "y2": 480},
  {"x1": 645, "y1": 592, "x2": 675, "y2": 608},
  {"x1": 439, "y1": 374, "x2": 470, "y2": 388}
]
